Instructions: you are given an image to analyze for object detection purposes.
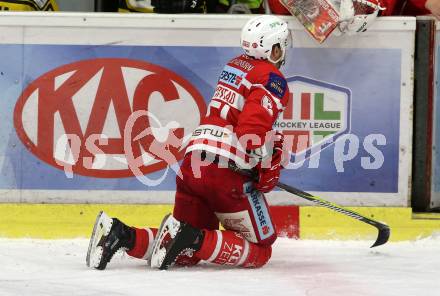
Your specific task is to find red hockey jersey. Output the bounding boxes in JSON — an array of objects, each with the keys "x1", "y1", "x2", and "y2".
[{"x1": 186, "y1": 54, "x2": 290, "y2": 168}]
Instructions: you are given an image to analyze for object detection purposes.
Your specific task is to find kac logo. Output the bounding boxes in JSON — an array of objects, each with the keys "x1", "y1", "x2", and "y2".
[
  {"x1": 14, "y1": 58, "x2": 206, "y2": 178},
  {"x1": 274, "y1": 76, "x2": 351, "y2": 160}
]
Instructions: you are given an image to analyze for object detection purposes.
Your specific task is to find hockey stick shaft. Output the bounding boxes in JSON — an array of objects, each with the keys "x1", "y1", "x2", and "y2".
[{"x1": 228, "y1": 163, "x2": 390, "y2": 247}]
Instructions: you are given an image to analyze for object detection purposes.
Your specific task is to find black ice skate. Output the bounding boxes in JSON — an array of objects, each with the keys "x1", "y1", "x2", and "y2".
[
  {"x1": 150, "y1": 214, "x2": 204, "y2": 270},
  {"x1": 86, "y1": 211, "x2": 135, "y2": 270}
]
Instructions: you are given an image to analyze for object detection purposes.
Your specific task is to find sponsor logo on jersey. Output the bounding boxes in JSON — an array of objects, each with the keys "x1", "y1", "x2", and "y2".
[
  {"x1": 192, "y1": 126, "x2": 227, "y2": 138},
  {"x1": 273, "y1": 75, "x2": 351, "y2": 159},
  {"x1": 219, "y1": 65, "x2": 245, "y2": 89},
  {"x1": 266, "y1": 72, "x2": 287, "y2": 99},
  {"x1": 14, "y1": 58, "x2": 205, "y2": 178}
]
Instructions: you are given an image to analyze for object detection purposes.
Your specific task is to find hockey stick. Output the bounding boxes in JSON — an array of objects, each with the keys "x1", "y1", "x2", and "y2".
[{"x1": 228, "y1": 162, "x2": 391, "y2": 248}]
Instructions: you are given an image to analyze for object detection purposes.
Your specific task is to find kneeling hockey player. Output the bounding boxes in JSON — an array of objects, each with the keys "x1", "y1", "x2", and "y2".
[{"x1": 87, "y1": 14, "x2": 292, "y2": 270}]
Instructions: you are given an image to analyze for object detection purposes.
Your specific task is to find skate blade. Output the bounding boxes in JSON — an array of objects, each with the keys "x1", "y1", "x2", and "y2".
[
  {"x1": 86, "y1": 211, "x2": 113, "y2": 269},
  {"x1": 150, "y1": 214, "x2": 180, "y2": 269}
]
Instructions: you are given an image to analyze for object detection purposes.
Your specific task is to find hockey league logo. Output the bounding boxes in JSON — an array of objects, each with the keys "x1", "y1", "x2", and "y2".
[{"x1": 274, "y1": 76, "x2": 351, "y2": 161}]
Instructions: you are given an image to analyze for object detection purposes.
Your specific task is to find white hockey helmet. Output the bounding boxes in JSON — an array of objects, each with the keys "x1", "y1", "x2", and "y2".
[{"x1": 241, "y1": 15, "x2": 291, "y2": 64}]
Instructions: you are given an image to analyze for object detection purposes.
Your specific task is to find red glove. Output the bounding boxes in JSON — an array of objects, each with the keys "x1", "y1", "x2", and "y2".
[{"x1": 254, "y1": 132, "x2": 285, "y2": 193}]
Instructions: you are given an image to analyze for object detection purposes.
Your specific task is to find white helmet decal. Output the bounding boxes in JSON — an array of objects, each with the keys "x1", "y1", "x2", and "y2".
[{"x1": 241, "y1": 15, "x2": 291, "y2": 64}]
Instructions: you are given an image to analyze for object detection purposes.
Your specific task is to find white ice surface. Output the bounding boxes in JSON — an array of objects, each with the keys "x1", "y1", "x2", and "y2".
[{"x1": 1, "y1": 237, "x2": 440, "y2": 296}]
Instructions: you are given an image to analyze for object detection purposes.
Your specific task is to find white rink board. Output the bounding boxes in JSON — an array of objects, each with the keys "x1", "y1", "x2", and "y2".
[{"x1": 0, "y1": 13, "x2": 415, "y2": 206}]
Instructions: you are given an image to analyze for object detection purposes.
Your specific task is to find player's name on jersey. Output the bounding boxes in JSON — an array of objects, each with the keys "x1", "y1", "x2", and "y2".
[
  {"x1": 230, "y1": 57, "x2": 254, "y2": 72},
  {"x1": 274, "y1": 121, "x2": 342, "y2": 129}
]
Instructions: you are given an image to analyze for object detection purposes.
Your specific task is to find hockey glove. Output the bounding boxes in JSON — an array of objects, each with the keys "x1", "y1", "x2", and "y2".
[
  {"x1": 254, "y1": 132, "x2": 285, "y2": 193},
  {"x1": 333, "y1": 0, "x2": 385, "y2": 35},
  {"x1": 151, "y1": 0, "x2": 204, "y2": 13}
]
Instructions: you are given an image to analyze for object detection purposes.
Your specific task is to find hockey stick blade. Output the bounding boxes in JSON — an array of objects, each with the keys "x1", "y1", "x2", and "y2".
[
  {"x1": 228, "y1": 162, "x2": 391, "y2": 247},
  {"x1": 275, "y1": 182, "x2": 391, "y2": 248},
  {"x1": 371, "y1": 225, "x2": 390, "y2": 248}
]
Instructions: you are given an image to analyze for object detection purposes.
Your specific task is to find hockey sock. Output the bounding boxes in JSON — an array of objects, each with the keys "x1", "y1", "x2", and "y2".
[
  {"x1": 126, "y1": 227, "x2": 158, "y2": 260},
  {"x1": 195, "y1": 230, "x2": 272, "y2": 268}
]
